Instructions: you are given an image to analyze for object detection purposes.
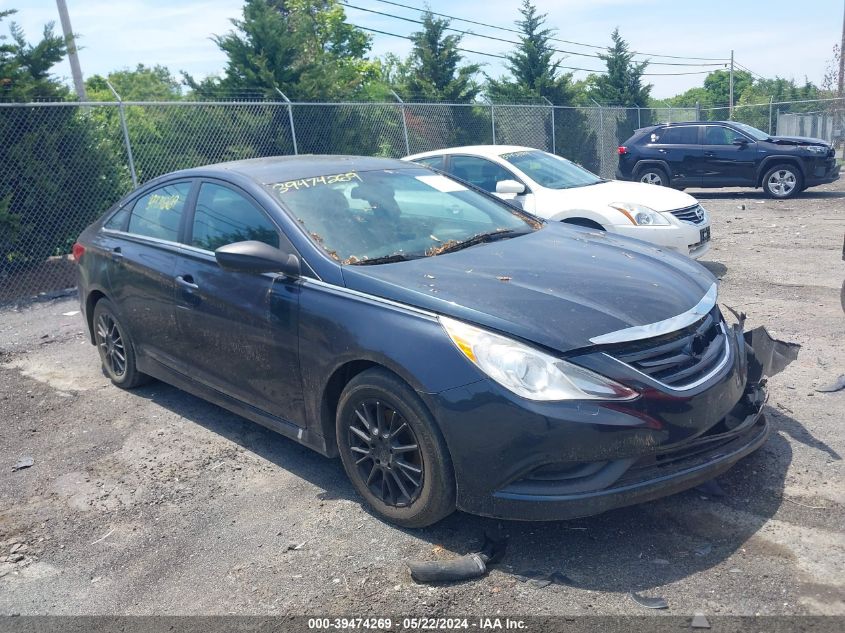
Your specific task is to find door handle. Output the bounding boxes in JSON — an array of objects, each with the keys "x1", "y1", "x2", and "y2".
[
  {"x1": 704, "y1": 151, "x2": 715, "y2": 156},
  {"x1": 657, "y1": 149, "x2": 668, "y2": 154},
  {"x1": 176, "y1": 275, "x2": 199, "y2": 290},
  {"x1": 110, "y1": 246, "x2": 124, "y2": 261}
]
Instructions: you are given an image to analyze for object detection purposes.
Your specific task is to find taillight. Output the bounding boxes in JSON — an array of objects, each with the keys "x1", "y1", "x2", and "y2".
[
  {"x1": 72, "y1": 242, "x2": 85, "y2": 262},
  {"x1": 617, "y1": 146, "x2": 628, "y2": 155}
]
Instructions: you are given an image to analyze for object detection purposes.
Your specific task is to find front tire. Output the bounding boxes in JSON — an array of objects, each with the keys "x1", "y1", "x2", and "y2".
[
  {"x1": 92, "y1": 298, "x2": 149, "y2": 389},
  {"x1": 336, "y1": 368, "x2": 455, "y2": 528},
  {"x1": 636, "y1": 165, "x2": 669, "y2": 187},
  {"x1": 763, "y1": 164, "x2": 803, "y2": 199}
]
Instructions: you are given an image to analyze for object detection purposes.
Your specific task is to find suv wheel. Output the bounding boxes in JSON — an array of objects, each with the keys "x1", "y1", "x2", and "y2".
[
  {"x1": 636, "y1": 166, "x2": 669, "y2": 187},
  {"x1": 763, "y1": 164, "x2": 803, "y2": 199}
]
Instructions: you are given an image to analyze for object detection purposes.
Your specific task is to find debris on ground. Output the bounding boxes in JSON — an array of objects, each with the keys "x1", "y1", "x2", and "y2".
[
  {"x1": 513, "y1": 570, "x2": 572, "y2": 588},
  {"x1": 629, "y1": 591, "x2": 668, "y2": 609},
  {"x1": 407, "y1": 533, "x2": 507, "y2": 584},
  {"x1": 816, "y1": 375, "x2": 845, "y2": 393},
  {"x1": 691, "y1": 613, "x2": 711, "y2": 629},
  {"x1": 12, "y1": 456, "x2": 33, "y2": 471}
]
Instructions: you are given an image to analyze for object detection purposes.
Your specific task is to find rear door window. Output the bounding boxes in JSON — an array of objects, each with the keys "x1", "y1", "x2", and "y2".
[
  {"x1": 702, "y1": 126, "x2": 746, "y2": 145},
  {"x1": 127, "y1": 182, "x2": 191, "y2": 242},
  {"x1": 191, "y1": 182, "x2": 280, "y2": 252},
  {"x1": 446, "y1": 155, "x2": 518, "y2": 193},
  {"x1": 650, "y1": 126, "x2": 700, "y2": 145}
]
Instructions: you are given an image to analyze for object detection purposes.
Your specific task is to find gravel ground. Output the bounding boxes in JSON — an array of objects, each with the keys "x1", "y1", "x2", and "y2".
[{"x1": 0, "y1": 183, "x2": 843, "y2": 619}]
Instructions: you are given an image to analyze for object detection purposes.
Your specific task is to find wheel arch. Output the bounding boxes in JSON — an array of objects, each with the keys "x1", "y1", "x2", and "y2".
[
  {"x1": 634, "y1": 159, "x2": 672, "y2": 179},
  {"x1": 85, "y1": 289, "x2": 109, "y2": 344},
  {"x1": 317, "y1": 360, "x2": 427, "y2": 457},
  {"x1": 756, "y1": 156, "x2": 805, "y2": 187}
]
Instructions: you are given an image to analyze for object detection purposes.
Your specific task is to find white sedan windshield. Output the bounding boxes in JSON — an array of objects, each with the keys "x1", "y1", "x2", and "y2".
[{"x1": 500, "y1": 150, "x2": 603, "y2": 189}]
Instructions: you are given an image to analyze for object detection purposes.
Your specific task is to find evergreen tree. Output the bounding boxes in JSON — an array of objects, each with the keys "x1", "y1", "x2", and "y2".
[
  {"x1": 404, "y1": 11, "x2": 480, "y2": 102},
  {"x1": 486, "y1": 0, "x2": 573, "y2": 105},
  {"x1": 589, "y1": 28, "x2": 651, "y2": 107}
]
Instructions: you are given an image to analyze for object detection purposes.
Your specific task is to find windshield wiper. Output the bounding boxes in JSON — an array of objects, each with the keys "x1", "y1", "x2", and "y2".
[
  {"x1": 352, "y1": 253, "x2": 416, "y2": 266},
  {"x1": 432, "y1": 228, "x2": 526, "y2": 256}
]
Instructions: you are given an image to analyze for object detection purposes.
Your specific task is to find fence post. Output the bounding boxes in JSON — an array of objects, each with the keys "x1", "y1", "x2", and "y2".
[
  {"x1": 106, "y1": 80, "x2": 138, "y2": 188},
  {"x1": 590, "y1": 98, "x2": 604, "y2": 177},
  {"x1": 542, "y1": 96, "x2": 555, "y2": 154},
  {"x1": 484, "y1": 98, "x2": 496, "y2": 144},
  {"x1": 275, "y1": 89, "x2": 298, "y2": 155},
  {"x1": 776, "y1": 108, "x2": 780, "y2": 136},
  {"x1": 390, "y1": 90, "x2": 411, "y2": 156},
  {"x1": 768, "y1": 95, "x2": 774, "y2": 135},
  {"x1": 636, "y1": 105, "x2": 641, "y2": 129},
  {"x1": 695, "y1": 101, "x2": 701, "y2": 121}
]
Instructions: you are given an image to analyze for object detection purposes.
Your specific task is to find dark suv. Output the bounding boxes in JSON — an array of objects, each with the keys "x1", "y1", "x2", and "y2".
[{"x1": 617, "y1": 121, "x2": 839, "y2": 198}]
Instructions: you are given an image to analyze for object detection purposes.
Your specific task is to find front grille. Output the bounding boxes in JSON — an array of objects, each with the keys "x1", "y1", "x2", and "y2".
[
  {"x1": 670, "y1": 204, "x2": 706, "y2": 225},
  {"x1": 609, "y1": 307, "x2": 728, "y2": 389}
]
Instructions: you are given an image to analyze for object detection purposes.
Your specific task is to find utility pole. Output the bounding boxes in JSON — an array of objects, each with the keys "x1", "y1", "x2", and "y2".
[
  {"x1": 56, "y1": 0, "x2": 87, "y2": 101},
  {"x1": 729, "y1": 49, "x2": 734, "y2": 118},
  {"x1": 839, "y1": 0, "x2": 845, "y2": 96}
]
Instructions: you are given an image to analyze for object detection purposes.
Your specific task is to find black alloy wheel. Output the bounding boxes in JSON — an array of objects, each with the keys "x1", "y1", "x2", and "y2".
[
  {"x1": 336, "y1": 368, "x2": 455, "y2": 527},
  {"x1": 92, "y1": 298, "x2": 149, "y2": 389},
  {"x1": 348, "y1": 399, "x2": 424, "y2": 507}
]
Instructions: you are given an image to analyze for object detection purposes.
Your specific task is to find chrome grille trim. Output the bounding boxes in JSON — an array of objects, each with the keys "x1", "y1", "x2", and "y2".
[
  {"x1": 670, "y1": 204, "x2": 706, "y2": 225},
  {"x1": 589, "y1": 283, "x2": 718, "y2": 345}
]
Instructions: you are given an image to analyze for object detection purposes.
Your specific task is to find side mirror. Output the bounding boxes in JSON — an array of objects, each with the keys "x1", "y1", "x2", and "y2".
[
  {"x1": 495, "y1": 179, "x2": 526, "y2": 195},
  {"x1": 215, "y1": 240, "x2": 300, "y2": 278},
  {"x1": 732, "y1": 138, "x2": 749, "y2": 146}
]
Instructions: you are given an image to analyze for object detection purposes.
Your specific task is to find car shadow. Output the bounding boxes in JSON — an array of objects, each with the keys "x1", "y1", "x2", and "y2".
[
  {"x1": 689, "y1": 189, "x2": 845, "y2": 201},
  {"x1": 699, "y1": 260, "x2": 727, "y2": 279},
  {"x1": 130, "y1": 381, "x2": 829, "y2": 593}
]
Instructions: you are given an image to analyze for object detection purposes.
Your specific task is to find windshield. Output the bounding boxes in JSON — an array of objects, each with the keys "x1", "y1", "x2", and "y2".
[
  {"x1": 500, "y1": 150, "x2": 603, "y2": 189},
  {"x1": 731, "y1": 122, "x2": 770, "y2": 141},
  {"x1": 267, "y1": 168, "x2": 538, "y2": 264}
]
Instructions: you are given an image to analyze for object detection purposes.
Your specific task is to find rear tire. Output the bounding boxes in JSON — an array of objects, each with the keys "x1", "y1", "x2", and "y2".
[
  {"x1": 92, "y1": 299, "x2": 149, "y2": 389},
  {"x1": 336, "y1": 368, "x2": 455, "y2": 528},
  {"x1": 635, "y1": 165, "x2": 669, "y2": 187},
  {"x1": 762, "y1": 164, "x2": 803, "y2": 199}
]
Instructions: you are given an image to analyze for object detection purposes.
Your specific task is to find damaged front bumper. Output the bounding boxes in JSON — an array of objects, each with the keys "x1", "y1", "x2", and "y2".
[{"x1": 428, "y1": 317, "x2": 798, "y2": 522}]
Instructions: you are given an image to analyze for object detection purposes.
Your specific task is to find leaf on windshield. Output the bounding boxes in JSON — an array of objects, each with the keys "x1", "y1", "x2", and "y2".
[
  {"x1": 426, "y1": 240, "x2": 460, "y2": 256},
  {"x1": 497, "y1": 276, "x2": 511, "y2": 282}
]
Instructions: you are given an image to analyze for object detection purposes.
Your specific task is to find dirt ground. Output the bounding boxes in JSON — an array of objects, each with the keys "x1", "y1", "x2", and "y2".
[{"x1": 0, "y1": 182, "x2": 843, "y2": 619}]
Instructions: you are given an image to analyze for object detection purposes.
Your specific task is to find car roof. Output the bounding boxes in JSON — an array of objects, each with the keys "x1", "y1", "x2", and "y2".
[
  {"x1": 167, "y1": 155, "x2": 415, "y2": 185},
  {"x1": 405, "y1": 145, "x2": 540, "y2": 160},
  {"x1": 657, "y1": 121, "x2": 736, "y2": 127}
]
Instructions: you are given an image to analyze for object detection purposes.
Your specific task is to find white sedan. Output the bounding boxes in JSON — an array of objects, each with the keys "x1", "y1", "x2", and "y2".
[{"x1": 404, "y1": 145, "x2": 712, "y2": 259}]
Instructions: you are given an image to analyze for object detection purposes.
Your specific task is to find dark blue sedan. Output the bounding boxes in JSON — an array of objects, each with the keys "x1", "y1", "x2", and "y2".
[{"x1": 74, "y1": 156, "x2": 780, "y2": 527}]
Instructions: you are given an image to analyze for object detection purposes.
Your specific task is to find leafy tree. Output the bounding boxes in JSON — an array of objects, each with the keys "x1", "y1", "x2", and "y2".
[
  {"x1": 86, "y1": 64, "x2": 182, "y2": 101},
  {"x1": 187, "y1": 0, "x2": 380, "y2": 101},
  {"x1": 0, "y1": 10, "x2": 126, "y2": 278},
  {"x1": 403, "y1": 11, "x2": 480, "y2": 102},
  {"x1": 703, "y1": 69, "x2": 752, "y2": 109}
]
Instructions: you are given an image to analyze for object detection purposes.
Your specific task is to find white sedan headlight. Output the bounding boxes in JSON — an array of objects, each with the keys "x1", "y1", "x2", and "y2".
[
  {"x1": 608, "y1": 202, "x2": 670, "y2": 226},
  {"x1": 439, "y1": 317, "x2": 639, "y2": 401}
]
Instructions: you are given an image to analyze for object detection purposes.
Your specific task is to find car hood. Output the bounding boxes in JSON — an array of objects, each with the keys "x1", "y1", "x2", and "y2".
[
  {"x1": 769, "y1": 135, "x2": 829, "y2": 146},
  {"x1": 340, "y1": 223, "x2": 716, "y2": 354},
  {"x1": 542, "y1": 180, "x2": 700, "y2": 214}
]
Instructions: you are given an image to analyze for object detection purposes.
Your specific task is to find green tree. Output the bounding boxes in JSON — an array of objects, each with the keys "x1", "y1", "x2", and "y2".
[
  {"x1": 486, "y1": 0, "x2": 574, "y2": 105},
  {"x1": 703, "y1": 69, "x2": 753, "y2": 108},
  {"x1": 187, "y1": 0, "x2": 380, "y2": 100},
  {"x1": 86, "y1": 64, "x2": 182, "y2": 101},
  {"x1": 404, "y1": 11, "x2": 480, "y2": 102},
  {"x1": 485, "y1": 1, "x2": 597, "y2": 170},
  {"x1": 0, "y1": 10, "x2": 126, "y2": 280},
  {"x1": 588, "y1": 28, "x2": 651, "y2": 107}
]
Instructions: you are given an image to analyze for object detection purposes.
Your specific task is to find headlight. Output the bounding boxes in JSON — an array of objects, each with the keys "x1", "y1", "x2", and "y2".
[
  {"x1": 439, "y1": 316, "x2": 639, "y2": 401},
  {"x1": 805, "y1": 145, "x2": 828, "y2": 155},
  {"x1": 608, "y1": 202, "x2": 670, "y2": 226}
]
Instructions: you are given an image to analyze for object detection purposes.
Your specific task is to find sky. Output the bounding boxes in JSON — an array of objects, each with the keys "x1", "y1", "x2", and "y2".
[{"x1": 5, "y1": 0, "x2": 843, "y2": 100}]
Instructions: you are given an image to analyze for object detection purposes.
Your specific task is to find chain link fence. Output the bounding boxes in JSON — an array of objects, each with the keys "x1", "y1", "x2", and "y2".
[{"x1": 2, "y1": 97, "x2": 844, "y2": 304}]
